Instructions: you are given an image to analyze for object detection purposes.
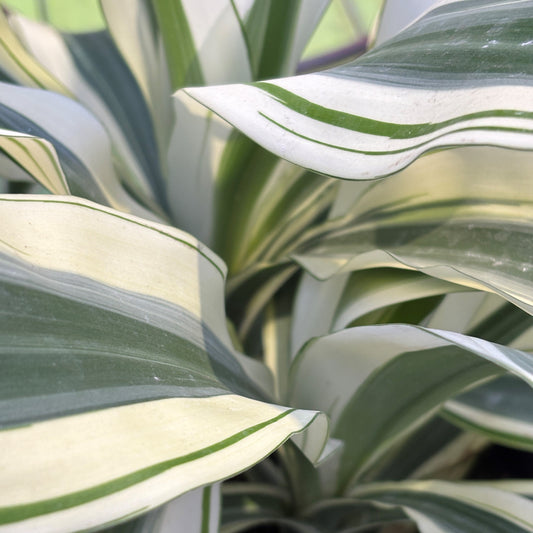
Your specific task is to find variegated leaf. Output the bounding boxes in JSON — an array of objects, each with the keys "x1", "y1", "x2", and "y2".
[
  {"x1": 186, "y1": 0, "x2": 533, "y2": 180},
  {"x1": 0, "y1": 195, "x2": 325, "y2": 532}
]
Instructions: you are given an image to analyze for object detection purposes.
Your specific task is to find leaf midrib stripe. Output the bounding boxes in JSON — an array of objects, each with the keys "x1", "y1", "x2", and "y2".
[
  {"x1": 0, "y1": 408, "x2": 295, "y2": 524},
  {"x1": 258, "y1": 111, "x2": 533, "y2": 157},
  {"x1": 255, "y1": 82, "x2": 533, "y2": 140}
]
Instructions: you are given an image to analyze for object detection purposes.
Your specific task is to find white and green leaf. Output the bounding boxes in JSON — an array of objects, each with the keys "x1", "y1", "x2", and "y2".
[
  {"x1": 289, "y1": 323, "x2": 533, "y2": 492},
  {"x1": 0, "y1": 8, "x2": 70, "y2": 94},
  {"x1": 444, "y1": 375, "x2": 533, "y2": 451},
  {"x1": 0, "y1": 195, "x2": 326, "y2": 532},
  {"x1": 9, "y1": 13, "x2": 166, "y2": 210},
  {"x1": 0, "y1": 80, "x2": 157, "y2": 220},
  {"x1": 291, "y1": 147, "x2": 533, "y2": 316},
  {"x1": 354, "y1": 480, "x2": 533, "y2": 533},
  {"x1": 165, "y1": 0, "x2": 332, "y2": 253},
  {"x1": 187, "y1": 0, "x2": 533, "y2": 180}
]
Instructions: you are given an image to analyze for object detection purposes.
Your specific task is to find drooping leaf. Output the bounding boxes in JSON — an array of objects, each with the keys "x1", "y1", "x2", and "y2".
[
  {"x1": 0, "y1": 195, "x2": 325, "y2": 532},
  {"x1": 187, "y1": 0, "x2": 533, "y2": 180}
]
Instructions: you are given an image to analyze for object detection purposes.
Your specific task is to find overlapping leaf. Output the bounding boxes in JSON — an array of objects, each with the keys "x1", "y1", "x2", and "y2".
[
  {"x1": 187, "y1": 0, "x2": 533, "y2": 180},
  {"x1": 165, "y1": 0, "x2": 332, "y2": 255},
  {"x1": 355, "y1": 480, "x2": 533, "y2": 532},
  {"x1": 0, "y1": 77, "x2": 157, "y2": 220},
  {"x1": 444, "y1": 375, "x2": 533, "y2": 451},
  {"x1": 0, "y1": 195, "x2": 325, "y2": 532},
  {"x1": 289, "y1": 323, "x2": 533, "y2": 493},
  {"x1": 291, "y1": 147, "x2": 533, "y2": 317},
  {"x1": 9, "y1": 12, "x2": 165, "y2": 210}
]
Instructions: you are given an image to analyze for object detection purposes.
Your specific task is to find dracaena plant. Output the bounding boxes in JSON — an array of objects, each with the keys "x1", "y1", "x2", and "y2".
[{"x1": 1, "y1": 0, "x2": 533, "y2": 531}]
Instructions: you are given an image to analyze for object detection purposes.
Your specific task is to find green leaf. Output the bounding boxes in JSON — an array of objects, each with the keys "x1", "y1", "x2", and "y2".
[
  {"x1": 0, "y1": 195, "x2": 325, "y2": 531},
  {"x1": 154, "y1": 0, "x2": 327, "y2": 92},
  {"x1": 367, "y1": 416, "x2": 488, "y2": 482},
  {"x1": 222, "y1": 481, "x2": 290, "y2": 527},
  {"x1": 291, "y1": 147, "x2": 533, "y2": 315},
  {"x1": 235, "y1": 0, "x2": 329, "y2": 80},
  {"x1": 444, "y1": 375, "x2": 533, "y2": 451},
  {"x1": 186, "y1": 0, "x2": 533, "y2": 180},
  {"x1": 299, "y1": 497, "x2": 409, "y2": 533},
  {"x1": 289, "y1": 324, "x2": 533, "y2": 492},
  {"x1": 354, "y1": 480, "x2": 533, "y2": 532}
]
